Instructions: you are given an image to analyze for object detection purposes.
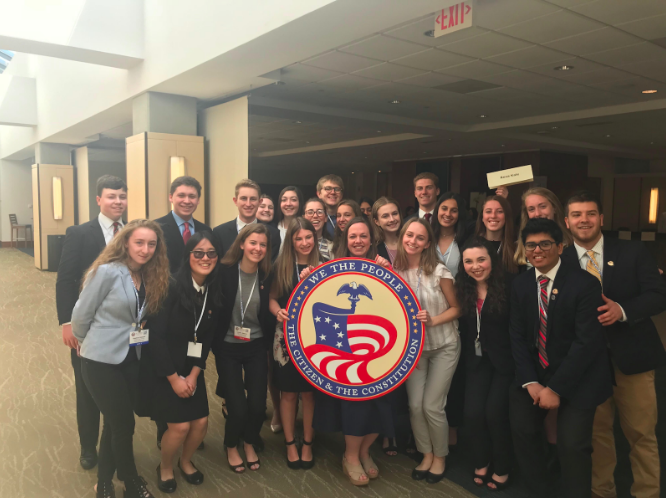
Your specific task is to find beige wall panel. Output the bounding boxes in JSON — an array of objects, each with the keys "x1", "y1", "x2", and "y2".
[
  {"x1": 200, "y1": 96, "x2": 248, "y2": 227},
  {"x1": 31, "y1": 165, "x2": 41, "y2": 269},
  {"x1": 75, "y1": 146, "x2": 90, "y2": 224},
  {"x1": 146, "y1": 137, "x2": 177, "y2": 219},
  {"x1": 126, "y1": 134, "x2": 147, "y2": 221},
  {"x1": 176, "y1": 140, "x2": 205, "y2": 223}
]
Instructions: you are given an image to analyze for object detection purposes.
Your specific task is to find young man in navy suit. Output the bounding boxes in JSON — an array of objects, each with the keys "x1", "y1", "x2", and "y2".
[
  {"x1": 564, "y1": 191, "x2": 666, "y2": 498},
  {"x1": 509, "y1": 218, "x2": 612, "y2": 498},
  {"x1": 56, "y1": 175, "x2": 127, "y2": 470}
]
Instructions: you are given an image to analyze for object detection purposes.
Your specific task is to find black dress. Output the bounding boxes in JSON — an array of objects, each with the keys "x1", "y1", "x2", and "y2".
[
  {"x1": 275, "y1": 264, "x2": 314, "y2": 393},
  {"x1": 145, "y1": 281, "x2": 218, "y2": 423}
]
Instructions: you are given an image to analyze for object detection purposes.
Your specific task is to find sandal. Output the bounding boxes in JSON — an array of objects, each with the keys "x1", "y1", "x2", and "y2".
[
  {"x1": 301, "y1": 439, "x2": 315, "y2": 470},
  {"x1": 360, "y1": 455, "x2": 379, "y2": 479},
  {"x1": 473, "y1": 468, "x2": 490, "y2": 487},
  {"x1": 487, "y1": 474, "x2": 511, "y2": 491},
  {"x1": 342, "y1": 456, "x2": 369, "y2": 486},
  {"x1": 382, "y1": 437, "x2": 398, "y2": 457},
  {"x1": 225, "y1": 447, "x2": 245, "y2": 474}
]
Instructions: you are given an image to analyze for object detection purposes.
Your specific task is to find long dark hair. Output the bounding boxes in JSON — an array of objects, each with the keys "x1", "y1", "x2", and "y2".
[
  {"x1": 334, "y1": 217, "x2": 377, "y2": 259},
  {"x1": 174, "y1": 231, "x2": 223, "y2": 311},
  {"x1": 276, "y1": 186, "x2": 304, "y2": 225},
  {"x1": 432, "y1": 192, "x2": 468, "y2": 243},
  {"x1": 475, "y1": 195, "x2": 517, "y2": 273},
  {"x1": 456, "y1": 237, "x2": 507, "y2": 315}
]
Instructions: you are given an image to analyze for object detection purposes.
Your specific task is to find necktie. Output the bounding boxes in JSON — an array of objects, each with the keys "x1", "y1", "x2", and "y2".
[
  {"x1": 586, "y1": 250, "x2": 602, "y2": 285},
  {"x1": 183, "y1": 222, "x2": 191, "y2": 244},
  {"x1": 538, "y1": 276, "x2": 550, "y2": 369},
  {"x1": 112, "y1": 222, "x2": 120, "y2": 236},
  {"x1": 424, "y1": 213, "x2": 432, "y2": 222}
]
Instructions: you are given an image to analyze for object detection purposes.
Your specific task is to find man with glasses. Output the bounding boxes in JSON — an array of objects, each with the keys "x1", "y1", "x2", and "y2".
[
  {"x1": 563, "y1": 191, "x2": 666, "y2": 498},
  {"x1": 509, "y1": 218, "x2": 612, "y2": 498},
  {"x1": 155, "y1": 176, "x2": 212, "y2": 274},
  {"x1": 56, "y1": 175, "x2": 128, "y2": 470},
  {"x1": 316, "y1": 174, "x2": 344, "y2": 239}
]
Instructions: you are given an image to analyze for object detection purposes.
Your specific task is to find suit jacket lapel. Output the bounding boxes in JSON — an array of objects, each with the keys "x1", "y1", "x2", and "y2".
[
  {"x1": 118, "y1": 264, "x2": 138, "y2": 321},
  {"x1": 547, "y1": 264, "x2": 567, "y2": 334},
  {"x1": 602, "y1": 237, "x2": 618, "y2": 290},
  {"x1": 166, "y1": 213, "x2": 185, "y2": 246},
  {"x1": 525, "y1": 270, "x2": 539, "y2": 344},
  {"x1": 90, "y1": 218, "x2": 106, "y2": 251}
]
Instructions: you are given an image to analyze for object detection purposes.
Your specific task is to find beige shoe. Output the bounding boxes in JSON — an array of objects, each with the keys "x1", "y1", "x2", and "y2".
[
  {"x1": 342, "y1": 456, "x2": 369, "y2": 486},
  {"x1": 360, "y1": 455, "x2": 379, "y2": 479}
]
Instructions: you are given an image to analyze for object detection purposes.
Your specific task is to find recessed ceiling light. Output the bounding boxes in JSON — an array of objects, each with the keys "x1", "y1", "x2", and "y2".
[
  {"x1": 378, "y1": 170, "x2": 382, "y2": 173},
  {"x1": 390, "y1": 100, "x2": 400, "y2": 104},
  {"x1": 424, "y1": 30, "x2": 435, "y2": 37},
  {"x1": 305, "y1": 141, "x2": 310, "y2": 144},
  {"x1": 555, "y1": 65, "x2": 574, "y2": 71},
  {"x1": 551, "y1": 126, "x2": 558, "y2": 129},
  {"x1": 351, "y1": 172, "x2": 355, "y2": 175},
  {"x1": 642, "y1": 89, "x2": 658, "y2": 94},
  {"x1": 501, "y1": 144, "x2": 505, "y2": 147},
  {"x1": 650, "y1": 141, "x2": 654, "y2": 144},
  {"x1": 294, "y1": 120, "x2": 302, "y2": 124},
  {"x1": 377, "y1": 130, "x2": 382, "y2": 133},
  {"x1": 479, "y1": 114, "x2": 488, "y2": 118},
  {"x1": 605, "y1": 134, "x2": 611, "y2": 138}
]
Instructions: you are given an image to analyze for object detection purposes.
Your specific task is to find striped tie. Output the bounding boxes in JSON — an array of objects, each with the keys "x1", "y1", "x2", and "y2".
[
  {"x1": 538, "y1": 276, "x2": 550, "y2": 369},
  {"x1": 586, "y1": 250, "x2": 602, "y2": 285},
  {"x1": 112, "y1": 222, "x2": 120, "y2": 236}
]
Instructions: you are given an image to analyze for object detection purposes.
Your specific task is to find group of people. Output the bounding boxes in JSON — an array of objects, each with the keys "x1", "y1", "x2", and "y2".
[{"x1": 55, "y1": 171, "x2": 665, "y2": 498}]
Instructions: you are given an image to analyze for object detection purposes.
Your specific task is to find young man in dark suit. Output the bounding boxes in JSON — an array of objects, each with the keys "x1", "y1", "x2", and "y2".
[
  {"x1": 56, "y1": 175, "x2": 127, "y2": 470},
  {"x1": 510, "y1": 218, "x2": 612, "y2": 498},
  {"x1": 564, "y1": 191, "x2": 666, "y2": 498},
  {"x1": 154, "y1": 176, "x2": 211, "y2": 274},
  {"x1": 212, "y1": 179, "x2": 280, "y2": 261}
]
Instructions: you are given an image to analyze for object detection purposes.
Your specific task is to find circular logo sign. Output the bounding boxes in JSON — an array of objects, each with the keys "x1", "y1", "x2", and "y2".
[{"x1": 285, "y1": 257, "x2": 424, "y2": 401}]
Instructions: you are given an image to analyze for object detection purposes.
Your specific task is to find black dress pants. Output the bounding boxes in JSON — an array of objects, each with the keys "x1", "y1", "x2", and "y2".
[
  {"x1": 463, "y1": 354, "x2": 513, "y2": 475},
  {"x1": 510, "y1": 385, "x2": 596, "y2": 498},
  {"x1": 81, "y1": 357, "x2": 140, "y2": 482},
  {"x1": 445, "y1": 348, "x2": 466, "y2": 429},
  {"x1": 219, "y1": 340, "x2": 267, "y2": 448},
  {"x1": 70, "y1": 348, "x2": 100, "y2": 450}
]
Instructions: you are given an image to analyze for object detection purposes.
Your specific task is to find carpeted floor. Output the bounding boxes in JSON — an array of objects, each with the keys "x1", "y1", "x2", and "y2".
[{"x1": 1, "y1": 247, "x2": 663, "y2": 498}]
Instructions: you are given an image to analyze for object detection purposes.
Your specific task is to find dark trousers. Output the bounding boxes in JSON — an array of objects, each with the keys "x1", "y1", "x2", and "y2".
[
  {"x1": 70, "y1": 349, "x2": 100, "y2": 450},
  {"x1": 463, "y1": 354, "x2": 513, "y2": 475},
  {"x1": 445, "y1": 349, "x2": 466, "y2": 428},
  {"x1": 510, "y1": 386, "x2": 596, "y2": 498},
  {"x1": 219, "y1": 340, "x2": 267, "y2": 448},
  {"x1": 81, "y1": 357, "x2": 140, "y2": 482}
]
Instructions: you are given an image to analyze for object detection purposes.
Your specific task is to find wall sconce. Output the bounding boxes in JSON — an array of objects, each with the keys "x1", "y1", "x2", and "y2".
[
  {"x1": 170, "y1": 156, "x2": 186, "y2": 182},
  {"x1": 53, "y1": 176, "x2": 63, "y2": 220},
  {"x1": 648, "y1": 187, "x2": 659, "y2": 224}
]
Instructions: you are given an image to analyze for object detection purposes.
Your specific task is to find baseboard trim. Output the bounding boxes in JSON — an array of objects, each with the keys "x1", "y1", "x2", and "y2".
[{"x1": 1, "y1": 241, "x2": 34, "y2": 248}]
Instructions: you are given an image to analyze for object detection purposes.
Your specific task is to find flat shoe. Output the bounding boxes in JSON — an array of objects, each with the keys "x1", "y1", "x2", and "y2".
[
  {"x1": 425, "y1": 468, "x2": 447, "y2": 484},
  {"x1": 411, "y1": 468, "x2": 428, "y2": 481},
  {"x1": 342, "y1": 456, "x2": 369, "y2": 486},
  {"x1": 360, "y1": 455, "x2": 379, "y2": 479},
  {"x1": 178, "y1": 459, "x2": 203, "y2": 485},
  {"x1": 156, "y1": 465, "x2": 177, "y2": 493}
]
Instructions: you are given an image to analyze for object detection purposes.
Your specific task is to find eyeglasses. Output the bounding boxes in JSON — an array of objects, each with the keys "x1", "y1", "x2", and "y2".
[
  {"x1": 323, "y1": 186, "x2": 342, "y2": 193},
  {"x1": 524, "y1": 240, "x2": 555, "y2": 252},
  {"x1": 191, "y1": 250, "x2": 218, "y2": 259},
  {"x1": 305, "y1": 209, "x2": 325, "y2": 216}
]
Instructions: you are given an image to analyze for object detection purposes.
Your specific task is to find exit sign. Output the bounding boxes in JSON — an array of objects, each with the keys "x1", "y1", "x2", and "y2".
[{"x1": 434, "y1": 1, "x2": 473, "y2": 37}]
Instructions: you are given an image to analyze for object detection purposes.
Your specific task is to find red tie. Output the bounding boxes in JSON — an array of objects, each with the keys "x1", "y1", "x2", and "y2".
[
  {"x1": 112, "y1": 222, "x2": 120, "y2": 236},
  {"x1": 538, "y1": 276, "x2": 550, "y2": 369},
  {"x1": 424, "y1": 213, "x2": 432, "y2": 222},
  {"x1": 182, "y1": 222, "x2": 191, "y2": 244}
]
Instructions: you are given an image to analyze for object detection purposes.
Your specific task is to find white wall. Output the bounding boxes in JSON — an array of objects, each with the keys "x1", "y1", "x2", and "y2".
[{"x1": 0, "y1": 158, "x2": 34, "y2": 242}]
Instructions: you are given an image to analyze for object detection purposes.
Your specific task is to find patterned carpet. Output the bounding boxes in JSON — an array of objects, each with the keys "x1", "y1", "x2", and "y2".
[{"x1": 0, "y1": 248, "x2": 477, "y2": 498}]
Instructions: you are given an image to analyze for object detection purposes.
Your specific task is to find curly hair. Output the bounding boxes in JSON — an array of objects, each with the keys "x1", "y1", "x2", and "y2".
[
  {"x1": 456, "y1": 237, "x2": 507, "y2": 315},
  {"x1": 84, "y1": 219, "x2": 170, "y2": 315}
]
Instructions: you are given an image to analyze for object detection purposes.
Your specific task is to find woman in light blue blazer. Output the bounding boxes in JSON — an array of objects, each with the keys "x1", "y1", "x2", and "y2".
[{"x1": 72, "y1": 219, "x2": 170, "y2": 498}]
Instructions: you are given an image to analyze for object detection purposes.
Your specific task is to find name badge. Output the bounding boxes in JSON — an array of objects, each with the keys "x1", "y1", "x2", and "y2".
[
  {"x1": 130, "y1": 328, "x2": 149, "y2": 346},
  {"x1": 187, "y1": 341, "x2": 203, "y2": 358},
  {"x1": 474, "y1": 338, "x2": 482, "y2": 357},
  {"x1": 234, "y1": 326, "x2": 251, "y2": 341}
]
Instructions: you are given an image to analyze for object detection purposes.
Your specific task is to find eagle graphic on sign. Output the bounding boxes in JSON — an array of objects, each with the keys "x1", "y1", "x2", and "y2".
[{"x1": 304, "y1": 281, "x2": 398, "y2": 385}]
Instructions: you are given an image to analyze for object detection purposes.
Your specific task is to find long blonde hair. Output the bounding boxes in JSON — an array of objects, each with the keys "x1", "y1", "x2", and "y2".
[
  {"x1": 514, "y1": 188, "x2": 573, "y2": 265},
  {"x1": 84, "y1": 219, "x2": 170, "y2": 315},
  {"x1": 274, "y1": 217, "x2": 320, "y2": 297},
  {"x1": 220, "y1": 223, "x2": 272, "y2": 276},
  {"x1": 393, "y1": 218, "x2": 439, "y2": 276}
]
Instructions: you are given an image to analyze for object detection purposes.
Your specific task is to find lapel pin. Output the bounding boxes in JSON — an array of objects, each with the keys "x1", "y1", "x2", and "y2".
[
  {"x1": 552, "y1": 289, "x2": 558, "y2": 295},
  {"x1": 607, "y1": 261, "x2": 614, "y2": 266}
]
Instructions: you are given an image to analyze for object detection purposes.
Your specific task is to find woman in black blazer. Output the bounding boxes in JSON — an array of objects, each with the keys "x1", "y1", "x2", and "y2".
[
  {"x1": 457, "y1": 237, "x2": 514, "y2": 491},
  {"x1": 213, "y1": 223, "x2": 274, "y2": 474},
  {"x1": 145, "y1": 231, "x2": 221, "y2": 493}
]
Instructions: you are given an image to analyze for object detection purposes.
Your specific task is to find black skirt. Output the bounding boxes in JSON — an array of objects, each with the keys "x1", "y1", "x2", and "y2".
[
  {"x1": 151, "y1": 372, "x2": 209, "y2": 424},
  {"x1": 313, "y1": 390, "x2": 395, "y2": 437},
  {"x1": 275, "y1": 360, "x2": 314, "y2": 393}
]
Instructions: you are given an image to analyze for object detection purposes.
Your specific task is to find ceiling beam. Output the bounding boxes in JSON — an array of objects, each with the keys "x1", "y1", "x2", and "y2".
[{"x1": 0, "y1": 75, "x2": 37, "y2": 126}]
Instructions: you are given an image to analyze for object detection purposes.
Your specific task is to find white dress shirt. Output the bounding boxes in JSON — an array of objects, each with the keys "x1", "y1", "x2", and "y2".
[
  {"x1": 418, "y1": 208, "x2": 434, "y2": 219},
  {"x1": 98, "y1": 213, "x2": 123, "y2": 245},
  {"x1": 236, "y1": 217, "x2": 257, "y2": 233},
  {"x1": 573, "y1": 235, "x2": 626, "y2": 322},
  {"x1": 192, "y1": 278, "x2": 205, "y2": 293}
]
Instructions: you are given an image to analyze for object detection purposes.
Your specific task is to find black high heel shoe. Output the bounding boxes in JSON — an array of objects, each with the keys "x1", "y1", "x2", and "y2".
[
  {"x1": 285, "y1": 439, "x2": 301, "y2": 470},
  {"x1": 225, "y1": 447, "x2": 246, "y2": 474},
  {"x1": 178, "y1": 459, "x2": 204, "y2": 485},
  {"x1": 123, "y1": 476, "x2": 154, "y2": 498},
  {"x1": 300, "y1": 440, "x2": 315, "y2": 470},
  {"x1": 156, "y1": 465, "x2": 177, "y2": 493},
  {"x1": 487, "y1": 474, "x2": 511, "y2": 491},
  {"x1": 95, "y1": 480, "x2": 115, "y2": 498}
]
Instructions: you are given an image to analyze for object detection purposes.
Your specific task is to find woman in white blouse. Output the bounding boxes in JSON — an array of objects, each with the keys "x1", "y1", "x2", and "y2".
[{"x1": 393, "y1": 218, "x2": 461, "y2": 484}]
